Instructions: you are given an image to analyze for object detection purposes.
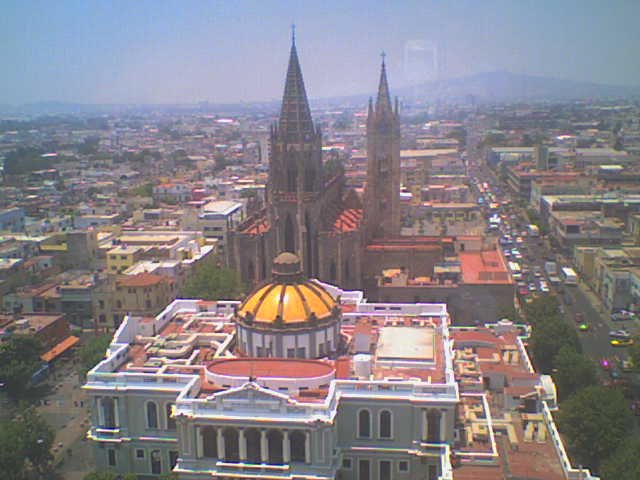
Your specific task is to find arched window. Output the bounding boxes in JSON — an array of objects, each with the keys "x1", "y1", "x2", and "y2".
[
  {"x1": 284, "y1": 214, "x2": 295, "y2": 253},
  {"x1": 305, "y1": 213, "x2": 314, "y2": 277},
  {"x1": 165, "y1": 403, "x2": 176, "y2": 430},
  {"x1": 379, "y1": 410, "x2": 392, "y2": 439},
  {"x1": 146, "y1": 401, "x2": 158, "y2": 429},
  {"x1": 247, "y1": 261, "x2": 255, "y2": 283},
  {"x1": 287, "y1": 165, "x2": 298, "y2": 192},
  {"x1": 358, "y1": 409, "x2": 371, "y2": 438},
  {"x1": 290, "y1": 430, "x2": 306, "y2": 462}
]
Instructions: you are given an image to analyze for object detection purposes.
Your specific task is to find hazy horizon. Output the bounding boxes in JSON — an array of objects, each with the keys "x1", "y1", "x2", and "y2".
[{"x1": 3, "y1": 0, "x2": 640, "y2": 105}]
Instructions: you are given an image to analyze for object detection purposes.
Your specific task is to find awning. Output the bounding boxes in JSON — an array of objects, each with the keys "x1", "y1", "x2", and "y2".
[{"x1": 41, "y1": 335, "x2": 80, "y2": 363}]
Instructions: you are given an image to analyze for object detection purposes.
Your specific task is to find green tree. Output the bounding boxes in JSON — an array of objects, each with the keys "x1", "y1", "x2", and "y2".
[
  {"x1": 628, "y1": 339, "x2": 640, "y2": 371},
  {"x1": 528, "y1": 318, "x2": 580, "y2": 374},
  {"x1": 556, "y1": 386, "x2": 633, "y2": 471},
  {"x1": 0, "y1": 336, "x2": 44, "y2": 399},
  {"x1": 600, "y1": 437, "x2": 640, "y2": 480},
  {"x1": 0, "y1": 407, "x2": 54, "y2": 479},
  {"x1": 133, "y1": 182, "x2": 154, "y2": 197},
  {"x1": 181, "y1": 263, "x2": 244, "y2": 300},
  {"x1": 77, "y1": 335, "x2": 111, "y2": 380},
  {"x1": 552, "y1": 346, "x2": 597, "y2": 401},
  {"x1": 523, "y1": 294, "x2": 560, "y2": 324}
]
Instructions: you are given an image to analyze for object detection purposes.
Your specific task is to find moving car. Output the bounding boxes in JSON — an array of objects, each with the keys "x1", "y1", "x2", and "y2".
[
  {"x1": 610, "y1": 338, "x2": 634, "y2": 347},
  {"x1": 578, "y1": 322, "x2": 590, "y2": 332}
]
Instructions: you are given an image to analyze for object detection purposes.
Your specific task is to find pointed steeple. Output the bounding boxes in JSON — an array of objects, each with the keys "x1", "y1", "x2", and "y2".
[
  {"x1": 278, "y1": 26, "x2": 314, "y2": 142},
  {"x1": 375, "y1": 52, "x2": 392, "y2": 115}
]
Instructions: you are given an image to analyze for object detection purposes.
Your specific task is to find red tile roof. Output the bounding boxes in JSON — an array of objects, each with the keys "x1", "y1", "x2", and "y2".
[
  {"x1": 208, "y1": 358, "x2": 334, "y2": 379},
  {"x1": 332, "y1": 208, "x2": 363, "y2": 233},
  {"x1": 459, "y1": 250, "x2": 513, "y2": 285}
]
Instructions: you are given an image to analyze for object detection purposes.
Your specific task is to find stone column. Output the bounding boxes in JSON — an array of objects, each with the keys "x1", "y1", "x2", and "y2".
[
  {"x1": 217, "y1": 428, "x2": 225, "y2": 461},
  {"x1": 260, "y1": 430, "x2": 268, "y2": 463},
  {"x1": 97, "y1": 398, "x2": 104, "y2": 426},
  {"x1": 113, "y1": 398, "x2": 120, "y2": 427},
  {"x1": 195, "y1": 427, "x2": 203, "y2": 458},
  {"x1": 304, "y1": 430, "x2": 311, "y2": 464},
  {"x1": 421, "y1": 410, "x2": 428, "y2": 441},
  {"x1": 440, "y1": 410, "x2": 447, "y2": 443},
  {"x1": 239, "y1": 429, "x2": 247, "y2": 461},
  {"x1": 282, "y1": 430, "x2": 290, "y2": 463}
]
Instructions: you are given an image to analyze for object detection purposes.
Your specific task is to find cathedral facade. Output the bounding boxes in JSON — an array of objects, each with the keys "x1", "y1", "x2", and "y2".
[{"x1": 227, "y1": 35, "x2": 447, "y2": 293}]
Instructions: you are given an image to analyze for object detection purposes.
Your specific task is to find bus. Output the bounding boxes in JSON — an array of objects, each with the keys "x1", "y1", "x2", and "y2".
[{"x1": 561, "y1": 267, "x2": 578, "y2": 285}]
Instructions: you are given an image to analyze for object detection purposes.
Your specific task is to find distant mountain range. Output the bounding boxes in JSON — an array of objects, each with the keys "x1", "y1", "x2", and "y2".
[
  {"x1": 2, "y1": 71, "x2": 640, "y2": 116},
  {"x1": 397, "y1": 70, "x2": 640, "y2": 102}
]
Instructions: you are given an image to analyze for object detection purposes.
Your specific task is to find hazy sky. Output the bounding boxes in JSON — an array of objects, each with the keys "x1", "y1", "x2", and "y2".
[{"x1": 2, "y1": 0, "x2": 640, "y2": 104}]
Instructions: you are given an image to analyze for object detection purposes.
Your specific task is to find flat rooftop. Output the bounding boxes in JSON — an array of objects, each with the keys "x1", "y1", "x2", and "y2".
[{"x1": 376, "y1": 326, "x2": 434, "y2": 361}]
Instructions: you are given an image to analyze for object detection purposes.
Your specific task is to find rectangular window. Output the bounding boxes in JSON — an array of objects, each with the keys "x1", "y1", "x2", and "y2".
[
  {"x1": 380, "y1": 460, "x2": 392, "y2": 480},
  {"x1": 359, "y1": 460, "x2": 370, "y2": 480},
  {"x1": 151, "y1": 450, "x2": 162, "y2": 474},
  {"x1": 398, "y1": 461, "x2": 409, "y2": 473},
  {"x1": 297, "y1": 347, "x2": 306, "y2": 357},
  {"x1": 287, "y1": 348, "x2": 295, "y2": 358},
  {"x1": 107, "y1": 448, "x2": 116, "y2": 467},
  {"x1": 342, "y1": 457, "x2": 352, "y2": 469},
  {"x1": 136, "y1": 449, "x2": 145, "y2": 459}
]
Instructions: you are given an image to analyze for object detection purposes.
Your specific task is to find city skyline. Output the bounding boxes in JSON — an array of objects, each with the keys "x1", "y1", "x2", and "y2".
[{"x1": 3, "y1": 0, "x2": 640, "y2": 105}]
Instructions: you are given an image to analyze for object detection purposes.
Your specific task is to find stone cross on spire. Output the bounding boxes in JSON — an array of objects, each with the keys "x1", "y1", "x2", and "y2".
[{"x1": 375, "y1": 51, "x2": 392, "y2": 115}]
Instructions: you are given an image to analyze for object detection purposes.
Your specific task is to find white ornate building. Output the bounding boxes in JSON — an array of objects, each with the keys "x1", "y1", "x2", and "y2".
[{"x1": 84, "y1": 253, "x2": 597, "y2": 480}]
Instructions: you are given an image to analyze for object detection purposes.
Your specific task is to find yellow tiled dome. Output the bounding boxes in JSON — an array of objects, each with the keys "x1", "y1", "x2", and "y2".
[{"x1": 237, "y1": 253, "x2": 337, "y2": 325}]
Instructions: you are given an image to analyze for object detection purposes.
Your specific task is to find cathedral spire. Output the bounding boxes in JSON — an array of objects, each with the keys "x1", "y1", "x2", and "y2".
[
  {"x1": 278, "y1": 28, "x2": 314, "y2": 142},
  {"x1": 375, "y1": 52, "x2": 392, "y2": 115}
]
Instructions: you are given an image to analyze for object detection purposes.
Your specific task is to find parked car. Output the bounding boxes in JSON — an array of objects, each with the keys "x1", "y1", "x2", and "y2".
[
  {"x1": 574, "y1": 312, "x2": 584, "y2": 323},
  {"x1": 609, "y1": 330, "x2": 631, "y2": 340},
  {"x1": 611, "y1": 310, "x2": 636, "y2": 322}
]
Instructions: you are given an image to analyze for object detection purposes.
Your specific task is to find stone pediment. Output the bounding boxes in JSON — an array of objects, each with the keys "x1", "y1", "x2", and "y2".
[{"x1": 207, "y1": 382, "x2": 305, "y2": 413}]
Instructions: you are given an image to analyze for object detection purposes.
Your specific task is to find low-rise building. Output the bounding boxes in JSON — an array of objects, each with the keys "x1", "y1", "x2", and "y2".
[
  {"x1": 0, "y1": 207, "x2": 25, "y2": 232},
  {"x1": 112, "y1": 273, "x2": 176, "y2": 327},
  {"x1": 198, "y1": 200, "x2": 244, "y2": 252}
]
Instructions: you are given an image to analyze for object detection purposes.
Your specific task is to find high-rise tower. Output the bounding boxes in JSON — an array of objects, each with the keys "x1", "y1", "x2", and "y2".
[
  {"x1": 363, "y1": 55, "x2": 401, "y2": 240},
  {"x1": 267, "y1": 29, "x2": 323, "y2": 276}
]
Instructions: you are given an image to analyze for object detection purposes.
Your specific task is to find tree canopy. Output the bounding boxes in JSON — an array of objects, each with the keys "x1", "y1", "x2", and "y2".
[
  {"x1": 523, "y1": 294, "x2": 580, "y2": 374},
  {"x1": 600, "y1": 437, "x2": 640, "y2": 480},
  {"x1": 77, "y1": 335, "x2": 111, "y2": 380},
  {"x1": 83, "y1": 472, "x2": 137, "y2": 480},
  {"x1": 552, "y1": 345, "x2": 597, "y2": 401},
  {"x1": 181, "y1": 263, "x2": 244, "y2": 301},
  {"x1": 0, "y1": 336, "x2": 44, "y2": 399},
  {"x1": 0, "y1": 408, "x2": 54, "y2": 480},
  {"x1": 556, "y1": 386, "x2": 633, "y2": 471}
]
